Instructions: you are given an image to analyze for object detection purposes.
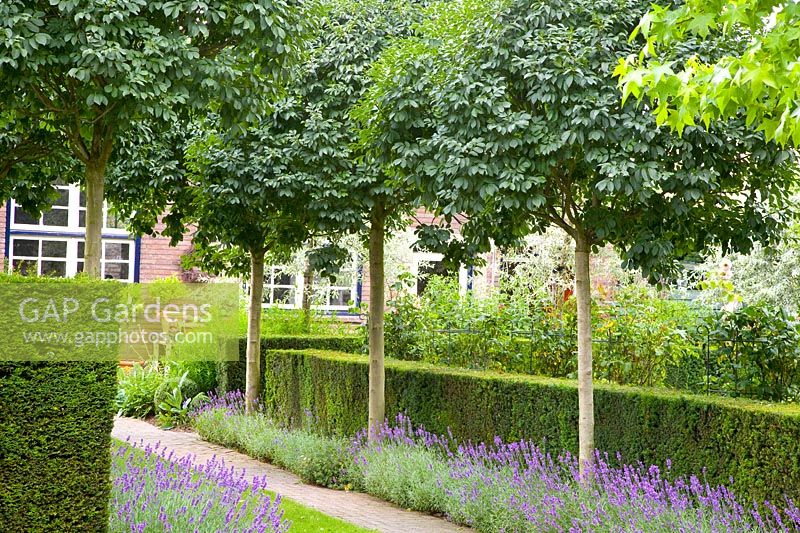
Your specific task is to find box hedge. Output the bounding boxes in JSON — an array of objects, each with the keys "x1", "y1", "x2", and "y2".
[
  {"x1": 0, "y1": 361, "x2": 117, "y2": 532},
  {"x1": 261, "y1": 349, "x2": 800, "y2": 504},
  {"x1": 216, "y1": 335, "x2": 361, "y2": 393}
]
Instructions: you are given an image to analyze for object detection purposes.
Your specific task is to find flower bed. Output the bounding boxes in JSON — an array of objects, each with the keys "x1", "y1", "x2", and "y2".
[
  {"x1": 110, "y1": 439, "x2": 289, "y2": 532},
  {"x1": 193, "y1": 391, "x2": 800, "y2": 532}
]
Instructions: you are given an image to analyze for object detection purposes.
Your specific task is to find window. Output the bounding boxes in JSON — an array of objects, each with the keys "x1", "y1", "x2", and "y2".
[
  {"x1": 411, "y1": 252, "x2": 468, "y2": 295},
  {"x1": 313, "y1": 262, "x2": 357, "y2": 310},
  {"x1": 261, "y1": 257, "x2": 360, "y2": 312},
  {"x1": 263, "y1": 266, "x2": 297, "y2": 308},
  {"x1": 12, "y1": 184, "x2": 128, "y2": 233},
  {"x1": 8, "y1": 184, "x2": 136, "y2": 281},
  {"x1": 10, "y1": 238, "x2": 69, "y2": 277}
]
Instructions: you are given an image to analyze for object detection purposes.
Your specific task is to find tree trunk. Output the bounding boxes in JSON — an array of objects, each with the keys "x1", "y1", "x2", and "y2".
[
  {"x1": 84, "y1": 159, "x2": 107, "y2": 279},
  {"x1": 574, "y1": 233, "x2": 594, "y2": 475},
  {"x1": 302, "y1": 256, "x2": 314, "y2": 334},
  {"x1": 246, "y1": 248, "x2": 265, "y2": 414},
  {"x1": 367, "y1": 203, "x2": 386, "y2": 440}
]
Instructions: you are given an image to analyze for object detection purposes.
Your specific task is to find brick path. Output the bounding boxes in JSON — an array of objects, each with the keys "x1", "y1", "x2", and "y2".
[{"x1": 112, "y1": 417, "x2": 471, "y2": 533}]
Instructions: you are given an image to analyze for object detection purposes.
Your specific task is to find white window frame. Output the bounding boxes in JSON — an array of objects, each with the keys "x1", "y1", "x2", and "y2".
[
  {"x1": 263, "y1": 265, "x2": 298, "y2": 309},
  {"x1": 309, "y1": 258, "x2": 358, "y2": 311},
  {"x1": 8, "y1": 184, "x2": 136, "y2": 282},
  {"x1": 262, "y1": 257, "x2": 360, "y2": 312},
  {"x1": 10, "y1": 184, "x2": 129, "y2": 235},
  {"x1": 411, "y1": 251, "x2": 468, "y2": 296}
]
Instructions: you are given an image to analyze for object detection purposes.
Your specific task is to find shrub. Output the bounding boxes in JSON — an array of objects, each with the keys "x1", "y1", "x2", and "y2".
[
  {"x1": 194, "y1": 406, "x2": 798, "y2": 532},
  {"x1": 0, "y1": 361, "x2": 117, "y2": 532},
  {"x1": 260, "y1": 349, "x2": 800, "y2": 504},
  {"x1": 216, "y1": 335, "x2": 361, "y2": 393},
  {"x1": 110, "y1": 441, "x2": 288, "y2": 532},
  {"x1": 153, "y1": 372, "x2": 200, "y2": 409},
  {"x1": 0, "y1": 275, "x2": 117, "y2": 531},
  {"x1": 116, "y1": 362, "x2": 163, "y2": 418},
  {"x1": 192, "y1": 393, "x2": 356, "y2": 489},
  {"x1": 700, "y1": 302, "x2": 800, "y2": 402},
  {"x1": 384, "y1": 277, "x2": 705, "y2": 387}
]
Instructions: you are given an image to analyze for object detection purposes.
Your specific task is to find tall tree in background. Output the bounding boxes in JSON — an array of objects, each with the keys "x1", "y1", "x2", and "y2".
[
  {"x1": 216, "y1": 0, "x2": 426, "y2": 435},
  {"x1": 179, "y1": 124, "x2": 315, "y2": 413},
  {"x1": 0, "y1": 1, "x2": 306, "y2": 277},
  {"x1": 616, "y1": 0, "x2": 800, "y2": 145},
  {"x1": 360, "y1": 0, "x2": 798, "y2": 470}
]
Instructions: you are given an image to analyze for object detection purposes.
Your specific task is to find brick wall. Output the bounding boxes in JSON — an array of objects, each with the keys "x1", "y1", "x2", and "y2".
[{"x1": 137, "y1": 222, "x2": 194, "y2": 282}]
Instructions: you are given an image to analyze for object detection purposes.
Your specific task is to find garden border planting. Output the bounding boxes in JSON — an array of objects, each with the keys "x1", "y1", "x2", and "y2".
[{"x1": 260, "y1": 348, "x2": 800, "y2": 503}]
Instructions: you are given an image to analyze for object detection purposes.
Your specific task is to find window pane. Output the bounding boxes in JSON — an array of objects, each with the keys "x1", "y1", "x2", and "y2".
[
  {"x1": 106, "y1": 210, "x2": 126, "y2": 230},
  {"x1": 14, "y1": 207, "x2": 39, "y2": 225},
  {"x1": 53, "y1": 188, "x2": 70, "y2": 207},
  {"x1": 79, "y1": 210, "x2": 86, "y2": 228},
  {"x1": 13, "y1": 259, "x2": 37, "y2": 275},
  {"x1": 77, "y1": 261, "x2": 84, "y2": 273},
  {"x1": 79, "y1": 191, "x2": 86, "y2": 208},
  {"x1": 103, "y1": 263, "x2": 129, "y2": 280},
  {"x1": 41, "y1": 260, "x2": 67, "y2": 277},
  {"x1": 41, "y1": 240, "x2": 68, "y2": 258},
  {"x1": 104, "y1": 242, "x2": 130, "y2": 260},
  {"x1": 330, "y1": 289, "x2": 351, "y2": 307},
  {"x1": 42, "y1": 208, "x2": 69, "y2": 227},
  {"x1": 13, "y1": 239, "x2": 39, "y2": 257},
  {"x1": 274, "y1": 271, "x2": 294, "y2": 286},
  {"x1": 78, "y1": 242, "x2": 85, "y2": 259},
  {"x1": 273, "y1": 287, "x2": 294, "y2": 304}
]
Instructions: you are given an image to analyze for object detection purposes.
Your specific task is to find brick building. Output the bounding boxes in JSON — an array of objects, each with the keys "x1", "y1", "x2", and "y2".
[
  {"x1": 3, "y1": 185, "x2": 589, "y2": 315},
  {"x1": 0, "y1": 183, "x2": 190, "y2": 283}
]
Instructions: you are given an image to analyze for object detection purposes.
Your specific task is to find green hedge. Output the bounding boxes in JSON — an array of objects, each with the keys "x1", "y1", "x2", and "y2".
[
  {"x1": 0, "y1": 361, "x2": 117, "y2": 532},
  {"x1": 216, "y1": 335, "x2": 361, "y2": 393},
  {"x1": 261, "y1": 349, "x2": 800, "y2": 504}
]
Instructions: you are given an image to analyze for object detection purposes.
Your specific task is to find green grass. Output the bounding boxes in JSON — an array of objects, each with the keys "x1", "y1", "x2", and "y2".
[{"x1": 272, "y1": 492, "x2": 376, "y2": 533}]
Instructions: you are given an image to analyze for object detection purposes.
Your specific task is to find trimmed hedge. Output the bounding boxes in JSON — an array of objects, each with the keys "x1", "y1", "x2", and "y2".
[
  {"x1": 216, "y1": 335, "x2": 361, "y2": 393},
  {"x1": 0, "y1": 361, "x2": 117, "y2": 532},
  {"x1": 261, "y1": 349, "x2": 800, "y2": 504}
]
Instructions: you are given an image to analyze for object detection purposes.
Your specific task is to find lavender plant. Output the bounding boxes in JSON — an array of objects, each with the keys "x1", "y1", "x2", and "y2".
[
  {"x1": 351, "y1": 414, "x2": 800, "y2": 532},
  {"x1": 192, "y1": 391, "x2": 357, "y2": 489},
  {"x1": 110, "y1": 439, "x2": 289, "y2": 533},
  {"x1": 191, "y1": 394, "x2": 800, "y2": 532}
]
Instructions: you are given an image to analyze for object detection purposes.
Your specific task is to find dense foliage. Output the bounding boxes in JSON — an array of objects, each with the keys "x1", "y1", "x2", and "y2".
[
  {"x1": 384, "y1": 277, "x2": 698, "y2": 384},
  {"x1": 617, "y1": 0, "x2": 800, "y2": 145},
  {"x1": 194, "y1": 393, "x2": 800, "y2": 531},
  {"x1": 382, "y1": 275, "x2": 800, "y2": 401},
  {"x1": 216, "y1": 335, "x2": 362, "y2": 395},
  {"x1": 257, "y1": 348, "x2": 800, "y2": 503},
  {"x1": 0, "y1": 361, "x2": 116, "y2": 531},
  {"x1": 116, "y1": 360, "x2": 217, "y2": 425},
  {"x1": 110, "y1": 441, "x2": 289, "y2": 532}
]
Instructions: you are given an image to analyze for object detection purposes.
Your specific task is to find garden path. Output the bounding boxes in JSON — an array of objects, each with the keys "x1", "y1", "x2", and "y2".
[{"x1": 113, "y1": 417, "x2": 471, "y2": 533}]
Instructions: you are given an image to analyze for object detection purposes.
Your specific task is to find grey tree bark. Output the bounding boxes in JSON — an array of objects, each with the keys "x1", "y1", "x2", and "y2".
[
  {"x1": 302, "y1": 255, "x2": 314, "y2": 334},
  {"x1": 84, "y1": 158, "x2": 106, "y2": 279},
  {"x1": 367, "y1": 203, "x2": 386, "y2": 440},
  {"x1": 574, "y1": 232, "x2": 595, "y2": 474},
  {"x1": 246, "y1": 248, "x2": 265, "y2": 414}
]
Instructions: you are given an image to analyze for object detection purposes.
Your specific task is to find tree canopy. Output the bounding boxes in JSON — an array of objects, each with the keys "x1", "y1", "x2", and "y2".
[
  {"x1": 615, "y1": 0, "x2": 800, "y2": 145},
  {"x1": 358, "y1": 0, "x2": 799, "y2": 468},
  {"x1": 363, "y1": 0, "x2": 797, "y2": 278},
  {"x1": 0, "y1": 0, "x2": 307, "y2": 275}
]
